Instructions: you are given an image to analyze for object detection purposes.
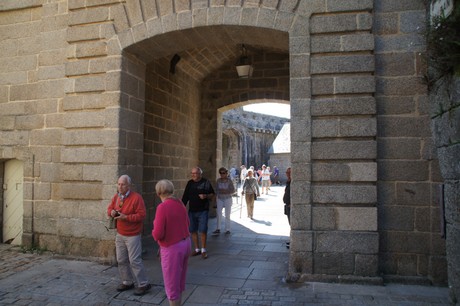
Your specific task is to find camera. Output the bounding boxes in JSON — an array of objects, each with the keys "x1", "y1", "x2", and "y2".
[{"x1": 114, "y1": 210, "x2": 120, "y2": 217}]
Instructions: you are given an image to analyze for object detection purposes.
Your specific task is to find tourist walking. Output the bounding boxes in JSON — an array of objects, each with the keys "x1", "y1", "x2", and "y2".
[
  {"x1": 283, "y1": 167, "x2": 291, "y2": 248},
  {"x1": 107, "y1": 175, "x2": 151, "y2": 295},
  {"x1": 241, "y1": 169, "x2": 260, "y2": 219},
  {"x1": 182, "y1": 167, "x2": 215, "y2": 259},
  {"x1": 152, "y1": 179, "x2": 191, "y2": 306},
  {"x1": 213, "y1": 167, "x2": 235, "y2": 235},
  {"x1": 261, "y1": 165, "x2": 271, "y2": 195}
]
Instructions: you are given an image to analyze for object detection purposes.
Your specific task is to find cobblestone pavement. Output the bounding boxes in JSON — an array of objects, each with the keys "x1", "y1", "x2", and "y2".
[{"x1": 0, "y1": 186, "x2": 452, "y2": 305}]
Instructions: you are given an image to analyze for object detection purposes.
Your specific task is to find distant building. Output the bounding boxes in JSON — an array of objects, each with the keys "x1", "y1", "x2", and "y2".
[{"x1": 268, "y1": 123, "x2": 290, "y2": 183}]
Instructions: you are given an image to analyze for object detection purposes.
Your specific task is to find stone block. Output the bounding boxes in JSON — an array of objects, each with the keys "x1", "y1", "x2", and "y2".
[
  {"x1": 0, "y1": 131, "x2": 29, "y2": 146},
  {"x1": 326, "y1": 0, "x2": 373, "y2": 12},
  {"x1": 69, "y1": 6, "x2": 109, "y2": 26},
  {"x1": 290, "y1": 230, "x2": 313, "y2": 252},
  {"x1": 290, "y1": 77, "x2": 311, "y2": 99},
  {"x1": 274, "y1": 10, "x2": 294, "y2": 32},
  {"x1": 374, "y1": 0, "x2": 425, "y2": 13},
  {"x1": 378, "y1": 160, "x2": 429, "y2": 181},
  {"x1": 62, "y1": 129, "x2": 110, "y2": 146},
  {"x1": 377, "y1": 116, "x2": 431, "y2": 137},
  {"x1": 76, "y1": 41, "x2": 107, "y2": 58},
  {"x1": 375, "y1": 52, "x2": 415, "y2": 76},
  {"x1": 0, "y1": 1, "x2": 41, "y2": 14},
  {"x1": 337, "y1": 207, "x2": 377, "y2": 231},
  {"x1": 349, "y1": 162, "x2": 377, "y2": 182},
  {"x1": 39, "y1": 163, "x2": 60, "y2": 183},
  {"x1": 311, "y1": 54, "x2": 374, "y2": 74},
  {"x1": 289, "y1": 251, "x2": 313, "y2": 274},
  {"x1": 437, "y1": 145, "x2": 460, "y2": 180},
  {"x1": 125, "y1": 0, "x2": 143, "y2": 26},
  {"x1": 311, "y1": 13, "x2": 359, "y2": 33},
  {"x1": 336, "y1": 75, "x2": 375, "y2": 94},
  {"x1": 41, "y1": 29, "x2": 68, "y2": 50},
  {"x1": 11, "y1": 80, "x2": 67, "y2": 101},
  {"x1": 0, "y1": 116, "x2": 15, "y2": 130},
  {"x1": 444, "y1": 181, "x2": 460, "y2": 225},
  {"x1": 312, "y1": 162, "x2": 349, "y2": 181},
  {"x1": 400, "y1": 11, "x2": 425, "y2": 34},
  {"x1": 312, "y1": 206, "x2": 335, "y2": 230},
  {"x1": 375, "y1": 34, "x2": 425, "y2": 53},
  {"x1": 291, "y1": 116, "x2": 311, "y2": 141},
  {"x1": 430, "y1": 256, "x2": 448, "y2": 286},
  {"x1": 311, "y1": 76, "x2": 334, "y2": 95},
  {"x1": 62, "y1": 111, "x2": 105, "y2": 129},
  {"x1": 39, "y1": 49, "x2": 68, "y2": 66},
  {"x1": 0, "y1": 71, "x2": 28, "y2": 85},
  {"x1": 380, "y1": 231, "x2": 430, "y2": 253},
  {"x1": 313, "y1": 185, "x2": 376, "y2": 204},
  {"x1": 140, "y1": 0, "x2": 158, "y2": 20},
  {"x1": 74, "y1": 75, "x2": 106, "y2": 93},
  {"x1": 373, "y1": 13, "x2": 398, "y2": 34},
  {"x1": 191, "y1": 7, "x2": 207, "y2": 27},
  {"x1": 65, "y1": 60, "x2": 89, "y2": 76},
  {"x1": 314, "y1": 252, "x2": 354, "y2": 275},
  {"x1": 61, "y1": 164, "x2": 83, "y2": 181},
  {"x1": 257, "y1": 7, "x2": 276, "y2": 28},
  {"x1": 395, "y1": 182, "x2": 431, "y2": 206},
  {"x1": 311, "y1": 96, "x2": 375, "y2": 116},
  {"x1": 290, "y1": 204, "x2": 312, "y2": 230},
  {"x1": 15, "y1": 115, "x2": 45, "y2": 130},
  {"x1": 312, "y1": 140, "x2": 376, "y2": 160},
  {"x1": 316, "y1": 231, "x2": 379, "y2": 254},
  {"x1": 61, "y1": 147, "x2": 104, "y2": 163},
  {"x1": 290, "y1": 36, "x2": 310, "y2": 55},
  {"x1": 110, "y1": 3, "x2": 130, "y2": 33},
  {"x1": 223, "y1": 6, "x2": 240, "y2": 25},
  {"x1": 62, "y1": 92, "x2": 119, "y2": 110},
  {"x1": 67, "y1": 24, "x2": 102, "y2": 42},
  {"x1": 59, "y1": 182, "x2": 103, "y2": 200},
  {"x1": 0, "y1": 55, "x2": 37, "y2": 73},
  {"x1": 38, "y1": 65, "x2": 65, "y2": 80},
  {"x1": 30, "y1": 129, "x2": 62, "y2": 145},
  {"x1": 379, "y1": 205, "x2": 414, "y2": 231},
  {"x1": 0, "y1": 21, "x2": 40, "y2": 41},
  {"x1": 312, "y1": 33, "x2": 374, "y2": 53},
  {"x1": 377, "y1": 76, "x2": 427, "y2": 96},
  {"x1": 415, "y1": 207, "x2": 431, "y2": 232},
  {"x1": 355, "y1": 254, "x2": 378, "y2": 276},
  {"x1": 432, "y1": 106, "x2": 460, "y2": 148},
  {"x1": 291, "y1": 142, "x2": 311, "y2": 163},
  {"x1": 377, "y1": 137, "x2": 421, "y2": 159},
  {"x1": 290, "y1": 54, "x2": 309, "y2": 78},
  {"x1": 33, "y1": 216, "x2": 57, "y2": 234},
  {"x1": 17, "y1": 35, "x2": 41, "y2": 56}
]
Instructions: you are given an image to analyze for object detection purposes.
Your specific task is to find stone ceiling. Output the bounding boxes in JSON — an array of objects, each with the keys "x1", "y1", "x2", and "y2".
[{"x1": 125, "y1": 25, "x2": 289, "y2": 81}]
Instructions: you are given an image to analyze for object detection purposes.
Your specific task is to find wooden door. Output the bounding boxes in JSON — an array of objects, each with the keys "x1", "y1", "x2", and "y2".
[{"x1": 3, "y1": 159, "x2": 24, "y2": 244}]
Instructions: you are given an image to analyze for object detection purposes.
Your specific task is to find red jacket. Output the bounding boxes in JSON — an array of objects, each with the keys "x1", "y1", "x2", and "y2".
[{"x1": 107, "y1": 191, "x2": 146, "y2": 236}]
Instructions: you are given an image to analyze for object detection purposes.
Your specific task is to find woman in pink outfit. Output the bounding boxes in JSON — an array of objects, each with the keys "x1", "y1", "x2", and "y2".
[{"x1": 152, "y1": 179, "x2": 191, "y2": 306}]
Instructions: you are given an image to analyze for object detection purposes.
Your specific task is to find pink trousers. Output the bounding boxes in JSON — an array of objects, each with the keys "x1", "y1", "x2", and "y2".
[{"x1": 160, "y1": 237, "x2": 191, "y2": 300}]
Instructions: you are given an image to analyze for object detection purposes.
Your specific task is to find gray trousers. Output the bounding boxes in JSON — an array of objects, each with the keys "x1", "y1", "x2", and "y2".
[{"x1": 115, "y1": 233, "x2": 149, "y2": 287}]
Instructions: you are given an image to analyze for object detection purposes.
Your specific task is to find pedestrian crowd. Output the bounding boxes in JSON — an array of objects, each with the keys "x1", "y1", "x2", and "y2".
[{"x1": 107, "y1": 164, "x2": 290, "y2": 306}]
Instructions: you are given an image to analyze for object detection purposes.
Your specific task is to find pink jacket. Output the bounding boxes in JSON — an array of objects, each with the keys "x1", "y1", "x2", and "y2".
[{"x1": 152, "y1": 197, "x2": 190, "y2": 247}]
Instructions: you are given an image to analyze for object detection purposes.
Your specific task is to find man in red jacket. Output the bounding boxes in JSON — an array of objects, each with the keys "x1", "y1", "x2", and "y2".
[{"x1": 107, "y1": 174, "x2": 151, "y2": 296}]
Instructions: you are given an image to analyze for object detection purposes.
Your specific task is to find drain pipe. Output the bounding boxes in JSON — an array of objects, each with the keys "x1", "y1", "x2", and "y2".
[{"x1": 31, "y1": 154, "x2": 35, "y2": 246}]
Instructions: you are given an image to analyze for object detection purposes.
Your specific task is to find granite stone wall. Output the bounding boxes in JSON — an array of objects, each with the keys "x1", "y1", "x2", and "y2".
[{"x1": 0, "y1": 0, "x2": 449, "y2": 286}]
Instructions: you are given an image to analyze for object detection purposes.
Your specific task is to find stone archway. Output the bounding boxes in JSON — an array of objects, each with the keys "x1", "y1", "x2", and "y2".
[{"x1": 66, "y1": 0, "x2": 379, "y2": 281}]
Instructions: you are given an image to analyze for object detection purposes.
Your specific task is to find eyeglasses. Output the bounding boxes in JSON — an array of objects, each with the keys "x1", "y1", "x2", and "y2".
[
  {"x1": 191, "y1": 172, "x2": 199, "y2": 175},
  {"x1": 219, "y1": 172, "x2": 227, "y2": 174}
]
